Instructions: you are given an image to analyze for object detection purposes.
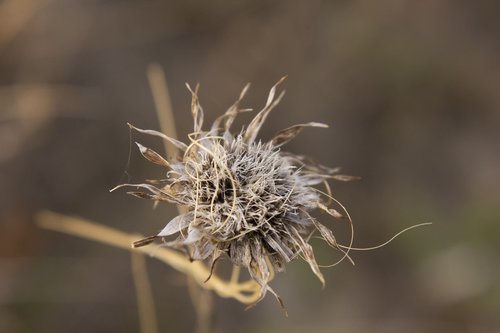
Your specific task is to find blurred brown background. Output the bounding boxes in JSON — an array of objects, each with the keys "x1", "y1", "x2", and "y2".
[{"x1": 1, "y1": 0, "x2": 500, "y2": 332}]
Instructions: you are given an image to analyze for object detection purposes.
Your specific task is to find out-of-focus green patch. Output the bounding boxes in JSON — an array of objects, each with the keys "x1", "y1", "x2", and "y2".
[
  {"x1": 474, "y1": 280, "x2": 500, "y2": 313},
  {"x1": 460, "y1": 197, "x2": 500, "y2": 247}
]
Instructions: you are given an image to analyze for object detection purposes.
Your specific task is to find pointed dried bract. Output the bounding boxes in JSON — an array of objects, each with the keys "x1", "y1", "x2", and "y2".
[{"x1": 118, "y1": 80, "x2": 355, "y2": 303}]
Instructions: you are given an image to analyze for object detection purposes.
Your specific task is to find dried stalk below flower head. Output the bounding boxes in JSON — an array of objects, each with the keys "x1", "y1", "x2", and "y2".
[{"x1": 114, "y1": 78, "x2": 357, "y2": 303}]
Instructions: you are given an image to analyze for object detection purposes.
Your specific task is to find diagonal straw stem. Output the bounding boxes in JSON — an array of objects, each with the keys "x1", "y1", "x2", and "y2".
[{"x1": 36, "y1": 211, "x2": 264, "y2": 304}]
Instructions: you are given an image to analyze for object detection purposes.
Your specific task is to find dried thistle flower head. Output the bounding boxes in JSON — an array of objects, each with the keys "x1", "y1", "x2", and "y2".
[{"x1": 115, "y1": 78, "x2": 357, "y2": 303}]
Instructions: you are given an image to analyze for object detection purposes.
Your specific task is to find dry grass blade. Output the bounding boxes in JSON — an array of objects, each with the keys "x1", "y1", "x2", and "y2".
[
  {"x1": 131, "y1": 252, "x2": 159, "y2": 333},
  {"x1": 0, "y1": 0, "x2": 53, "y2": 48},
  {"x1": 187, "y1": 276, "x2": 213, "y2": 333},
  {"x1": 147, "y1": 63, "x2": 178, "y2": 158},
  {"x1": 148, "y1": 65, "x2": 213, "y2": 330}
]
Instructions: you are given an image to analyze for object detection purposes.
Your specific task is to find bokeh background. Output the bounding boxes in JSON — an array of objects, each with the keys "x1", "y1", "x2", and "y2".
[{"x1": 1, "y1": 0, "x2": 499, "y2": 332}]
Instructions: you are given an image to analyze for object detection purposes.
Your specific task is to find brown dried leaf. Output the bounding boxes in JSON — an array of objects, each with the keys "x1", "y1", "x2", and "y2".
[
  {"x1": 310, "y1": 218, "x2": 338, "y2": 248},
  {"x1": 128, "y1": 123, "x2": 187, "y2": 152},
  {"x1": 289, "y1": 226, "x2": 325, "y2": 286},
  {"x1": 133, "y1": 235, "x2": 158, "y2": 248},
  {"x1": 185, "y1": 83, "x2": 204, "y2": 134},
  {"x1": 268, "y1": 253, "x2": 286, "y2": 272},
  {"x1": 211, "y1": 83, "x2": 251, "y2": 134},
  {"x1": 330, "y1": 174, "x2": 361, "y2": 182},
  {"x1": 302, "y1": 242, "x2": 325, "y2": 287},
  {"x1": 126, "y1": 191, "x2": 158, "y2": 200},
  {"x1": 112, "y1": 183, "x2": 185, "y2": 205},
  {"x1": 250, "y1": 239, "x2": 270, "y2": 285},
  {"x1": 282, "y1": 152, "x2": 341, "y2": 175},
  {"x1": 272, "y1": 122, "x2": 328, "y2": 147},
  {"x1": 265, "y1": 234, "x2": 293, "y2": 262},
  {"x1": 230, "y1": 239, "x2": 252, "y2": 267},
  {"x1": 243, "y1": 77, "x2": 287, "y2": 144},
  {"x1": 266, "y1": 285, "x2": 288, "y2": 316},
  {"x1": 135, "y1": 142, "x2": 170, "y2": 167},
  {"x1": 317, "y1": 202, "x2": 345, "y2": 219}
]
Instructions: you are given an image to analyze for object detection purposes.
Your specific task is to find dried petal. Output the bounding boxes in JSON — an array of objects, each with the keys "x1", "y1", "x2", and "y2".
[
  {"x1": 265, "y1": 233, "x2": 293, "y2": 262},
  {"x1": 190, "y1": 237, "x2": 214, "y2": 260},
  {"x1": 128, "y1": 123, "x2": 188, "y2": 152},
  {"x1": 211, "y1": 83, "x2": 251, "y2": 134},
  {"x1": 317, "y1": 202, "x2": 345, "y2": 219},
  {"x1": 243, "y1": 77, "x2": 286, "y2": 144},
  {"x1": 289, "y1": 225, "x2": 325, "y2": 286},
  {"x1": 157, "y1": 213, "x2": 194, "y2": 236},
  {"x1": 186, "y1": 83, "x2": 204, "y2": 134},
  {"x1": 330, "y1": 174, "x2": 361, "y2": 182},
  {"x1": 311, "y1": 218, "x2": 338, "y2": 248},
  {"x1": 183, "y1": 228, "x2": 203, "y2": 244},
  {"x1": 272, "y1": 122, "x2": 328, "y2": 147},
  {"x1": 230, "y1": 239, "x2": 251, "y2": 267},
  {"x1": 135, "y1": 142, "x2": 170, "y2": 167}
]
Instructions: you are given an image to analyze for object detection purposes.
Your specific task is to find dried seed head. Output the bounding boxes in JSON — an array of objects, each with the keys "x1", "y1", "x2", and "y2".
[{"x1": 116, "y1": 78, "x2": 356, "y2": 303}]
